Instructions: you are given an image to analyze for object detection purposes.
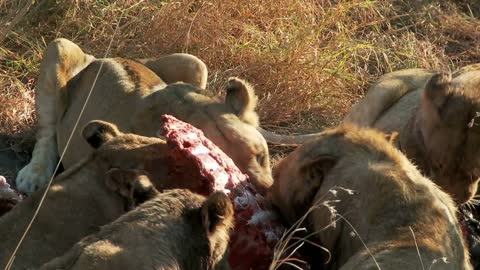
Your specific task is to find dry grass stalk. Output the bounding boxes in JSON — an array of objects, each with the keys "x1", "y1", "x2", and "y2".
[{"x1": 0, "y1": 0, "x2": 479, "y2": 160}]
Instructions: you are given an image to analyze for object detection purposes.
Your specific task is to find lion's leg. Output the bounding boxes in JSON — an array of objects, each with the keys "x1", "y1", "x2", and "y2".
[
  {"x1": 16, "y1": 38, "x2": 95, "y2": 194},
  {"x1": 138, "y1": 53, "x2": 208, "y2": 89}
]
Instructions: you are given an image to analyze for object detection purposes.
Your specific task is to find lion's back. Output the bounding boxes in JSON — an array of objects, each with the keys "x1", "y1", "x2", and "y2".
[
  {"x1": 372, "y1": 89, "x2": 423, "y2": 132},
  {"x1": 344, "y1": 69, "x2": 434, "y2": 129}
]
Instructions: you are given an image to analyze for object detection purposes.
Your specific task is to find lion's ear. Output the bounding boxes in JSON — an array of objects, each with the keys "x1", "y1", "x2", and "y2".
[
  {"x1": 424, "y1": 72, "x2": 452, "y2": 110},
  {"x1": 201, "y1": 191, "x2": 234, "y2": 234},
  {"x1": 82, "y1": 120, "x2": 121, "y2": 149},
  {"x1": 299, "y1": 155, "x2": 336, "y2": 185},
  {"x1": 105, "y1": 169, "x2": 158, "y2": 208},
  {"x1": 131, "y1": 174, "x2": 159, "y2": 205},
  {"x1": 384, "y1": 132, "x2": 399, "y2": 145},
  {"x1": 225, "y1": 77, "x2": 259, "y2": 126}
]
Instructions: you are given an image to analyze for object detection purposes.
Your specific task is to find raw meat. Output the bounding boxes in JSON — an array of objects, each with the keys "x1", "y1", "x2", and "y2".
[
  {"x1": 459, "y1": 206, "x2": 480, "y2": 268},
  {"x1": 162, "y1": 115, "x2": 300, "y2": 270},
  {"x1": 162, "y1": 115, "x2": 245, "y2": 195}
]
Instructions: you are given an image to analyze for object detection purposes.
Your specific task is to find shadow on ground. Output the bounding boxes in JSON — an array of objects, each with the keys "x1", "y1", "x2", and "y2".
[{"x1": 0, "y1": 133, "x2": 33, "y2": 187}]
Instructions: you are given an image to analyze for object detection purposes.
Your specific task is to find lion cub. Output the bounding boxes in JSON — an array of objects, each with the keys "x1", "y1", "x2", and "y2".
[
  {"x1": 0, "y1": 120, "x2": 171, "y2": 270},
  {"x1": 40, "y1": 177, "x2": 234, "y2": 270},
  {"x1": 269, "y1": 125, "x2": 472, "y2": 269}
]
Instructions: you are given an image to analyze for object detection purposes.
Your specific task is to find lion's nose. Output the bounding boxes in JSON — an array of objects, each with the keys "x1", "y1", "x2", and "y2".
[{"x1": 247, "y1": 171, "x2": 273, "y2": 196}]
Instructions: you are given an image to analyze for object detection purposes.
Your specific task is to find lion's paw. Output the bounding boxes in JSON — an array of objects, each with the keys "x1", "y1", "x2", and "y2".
[{"x1": 16, "y1": 162, "x2": 55, "y2": 194}]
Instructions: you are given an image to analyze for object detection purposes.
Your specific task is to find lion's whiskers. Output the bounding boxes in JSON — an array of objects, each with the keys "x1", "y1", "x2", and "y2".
[{"x1": 469, "y1": 199, "x2": 480, "y2": 206}]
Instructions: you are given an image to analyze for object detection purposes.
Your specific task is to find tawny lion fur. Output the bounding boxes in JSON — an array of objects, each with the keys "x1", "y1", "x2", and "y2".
[
  {"x1": 269, "y1": 125, "x2": 472, "y2": 269},
  {"x1": 344, "y1": 67, "x2": 480, "y2": 204},
  {"x1": 16, "y1": 38, "x2": 272, "y2": 195},
  {"x1": 39, "y1": 188, "x2": 234, "y2": 270},
  {"x1": 0, "y1": 120, "x2": 191, "y2": 270}
]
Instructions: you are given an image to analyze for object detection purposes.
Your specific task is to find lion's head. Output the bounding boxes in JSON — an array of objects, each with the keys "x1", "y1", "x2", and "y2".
[
  {"x1": 0, "y1": 120, "x2": 204, "y2": 269},
  {"x1": 414, "y1": 70, "x2": 480, "y2": 205},
  {"x1": 83, "y1": 120, "x2": 211, "y2": 193},
  {"x1": 135, "y1": 77, "x2": 273, "y2": 195},
  {"x1": 39, "y1": 189, "x2": 234, "y2": 270},
  {"x1": 269, "y1": 125, "x2": 471, "y2": 269}
]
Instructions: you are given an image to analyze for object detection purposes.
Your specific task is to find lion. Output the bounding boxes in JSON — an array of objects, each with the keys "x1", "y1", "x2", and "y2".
[
  {"x1": 39, "y1": 188, "x2": 234, "y2": 270},
  {"x1": 16, "y1": 38, "x2": 272, "y2": 195},
  {"x1": 0, "y1": 120, "x2": 198, "y2": 270},
  {"x1": 268, "y1": 125, "x2": 472, "y2": 269},
  {"x1": 342, "y1": 67, "x2": 480, "y2": 205}
]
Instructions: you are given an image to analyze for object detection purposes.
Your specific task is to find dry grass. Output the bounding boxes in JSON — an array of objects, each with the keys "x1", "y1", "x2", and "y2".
[{"x1": 1, "y1": 0, "x2": 480, "y2": 154}]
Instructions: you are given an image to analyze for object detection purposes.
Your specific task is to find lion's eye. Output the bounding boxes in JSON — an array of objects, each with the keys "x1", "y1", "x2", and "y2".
[
  {"x1": 126, "y1": 182, "x2": 132, "y2": 190},
  {"x1": 256, "y1": 153, "x2": 265, "y2": 165}
]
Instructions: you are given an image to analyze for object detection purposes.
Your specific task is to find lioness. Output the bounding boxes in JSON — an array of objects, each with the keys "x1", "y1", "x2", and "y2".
[
  {"x1": 269, "y1": 125, "x2": 472, "y2": 269},
  {"x1": 16, "y1": 38, "x2": 272, "y2": 195},
  {"x1": 0, "y1": 120, "x2": 185, "y2": 270},
  {"x1": 39, "y1": 188, "x2": 234, "y2": 270},
  {"x1": 343, "y1": 67, "x2": 480, "y2": 205}
]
